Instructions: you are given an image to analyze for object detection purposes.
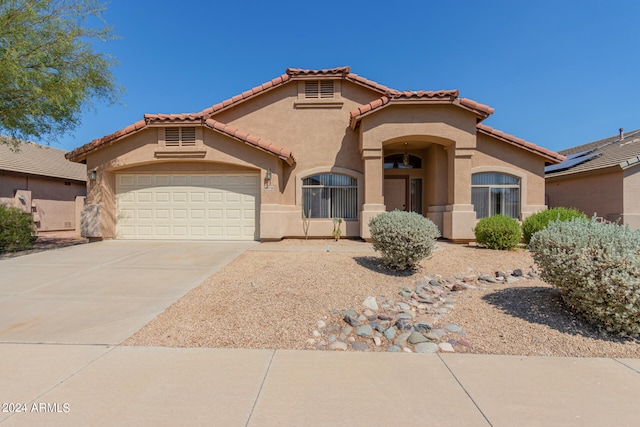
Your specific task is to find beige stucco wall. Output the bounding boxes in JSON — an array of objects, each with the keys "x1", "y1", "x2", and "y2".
[
  {"x1": 474, "y1": 133, "x2": 548, "y2": 218},
  {"x1": 546, "y1": 169, "x2": 623, "y2": 221},
  {"x1": 623, "y1": 165, "x2": 640, "y2": 229},
  {"x1": 83, "y1": 126, "x2": 284, "y2": 239},
  {"x1": 0, "y1": 172, "x2": 85, "y2": 201},
  {"x1": 76, "y1": 76, "x2": 557, "y2": 242},
  {"x1": 212, "y1": 81, "x2": 383, "y2": 239},
  {"x1": 0, "y1": 172, "x2": 85, "y2": 231}
]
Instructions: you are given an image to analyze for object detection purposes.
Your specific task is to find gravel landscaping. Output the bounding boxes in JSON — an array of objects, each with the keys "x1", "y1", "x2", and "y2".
[{"x1": 125, "y1": 240, "x2": 640, "y2": 357}]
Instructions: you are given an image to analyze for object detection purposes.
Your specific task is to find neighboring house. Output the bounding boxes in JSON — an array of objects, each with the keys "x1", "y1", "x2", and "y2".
[
  {"x1": 0, "y1": 140, "x2": 86, "y2": 232},
  {"x1": 545, "y1": 128, "x2": 640, "y2": 229},
  {"x1": 65, "y1": 66, "x2": 564, "y2": 242}
]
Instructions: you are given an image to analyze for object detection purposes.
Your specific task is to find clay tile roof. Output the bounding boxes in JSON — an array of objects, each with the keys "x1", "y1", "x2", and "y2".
[
  {"x1": 203, "y1": 119, "x2": 295, "y2": 165},
  {"x1": 393, "y1": 90, "x2": 459, "y2": 99},
  {"x1": 458, "y1": 98, "x2": 495, "y2": 116},
  {"x1": 144, "y1": 113, "x2": 203, "y2": 123},
  {"x1": 349, "y1": 96, "x2": 391, "y2": 128},
  {"x1": 344, "y1": 72, "x2": 399, "y2": 95},
  {"x1": 66, "y1": 119, "x2": 147, "y2": 161},
  {"x1": 286, "y1": 66, "x2": 351, "y2": 76},
  {"x1": 201, "y1": 74, "x2": 291, "y2": 116},
  {"x1": 476, "y1": 123, "x2": 565, "y2": 163},
  {"x1": 0, "y1": 138, "x2": 86, "y2": 181},
  {"x1": 349, "y1": 89, "x2": 482, "y2": 129}
]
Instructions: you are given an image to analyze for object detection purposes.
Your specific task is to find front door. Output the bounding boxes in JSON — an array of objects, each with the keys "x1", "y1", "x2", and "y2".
[{"x1": 384, "y1": 177, "x2": 407, "y2": 211}]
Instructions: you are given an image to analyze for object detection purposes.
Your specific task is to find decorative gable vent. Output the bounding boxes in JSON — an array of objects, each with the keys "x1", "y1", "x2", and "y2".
[
  {"x1": 165, "y1": 127, "x2": 196, "y2": 147},
  {"x1": 304, "y1": 80, "x2": 334, "y2": 99}
]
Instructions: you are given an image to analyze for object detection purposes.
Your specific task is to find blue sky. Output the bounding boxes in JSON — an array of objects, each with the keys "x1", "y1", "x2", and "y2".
[{"x1": 49, "y1": 0, "x2": 639, "y2": 153}]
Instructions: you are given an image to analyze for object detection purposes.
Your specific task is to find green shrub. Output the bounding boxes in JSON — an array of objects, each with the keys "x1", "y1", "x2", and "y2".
[
  {"x1": 368, "y1": 210, "x2": 440, "y2": 270},
  {"x1": 0, "y1": 205, "x2": 37, "y2": 253},
  {"x1": 529, "y1": 217, "x2": 640, "y2": 337},
  {"x1": 522, "y1": 207, "x2": 586, "y2": 244},
  {"x1": 474, "y1": 215, "x2": 521, "y2": 250}
]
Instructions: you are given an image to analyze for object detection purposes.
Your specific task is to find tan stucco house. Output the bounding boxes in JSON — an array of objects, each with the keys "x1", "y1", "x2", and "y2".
[
  {"x1": 546, "y1": 128, "x2": 640, "y2": 230},
  {"x1": 1, "y1": 140, "x2": 86, "y2": 232},
  {"x1": 66, "y1": 66, "x2": 564, "y2": 242}
]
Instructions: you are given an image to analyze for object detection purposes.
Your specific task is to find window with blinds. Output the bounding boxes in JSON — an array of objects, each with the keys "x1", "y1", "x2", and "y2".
[
  {"x1": 304, "y1": 80, "x2": 334, "y2": 99},
  {"x1": 302, "y1": 173, "x2": 357, "y2": 219},
  {"x1": 165, "y1": 127, "x2": 196, "y2": 147},
  {"x1": 471, "y1": 172, "x2": 520, "y2": 219}
]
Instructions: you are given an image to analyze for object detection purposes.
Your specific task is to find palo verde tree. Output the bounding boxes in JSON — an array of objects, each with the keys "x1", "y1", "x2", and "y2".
[{"x1": 0, "y1": 0, "x2": 121, "y2": 145}]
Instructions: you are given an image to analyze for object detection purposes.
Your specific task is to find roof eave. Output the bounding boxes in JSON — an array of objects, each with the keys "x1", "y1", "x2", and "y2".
[{"x1": 477, "y1": 124, "x2": 565, "y2": 164}]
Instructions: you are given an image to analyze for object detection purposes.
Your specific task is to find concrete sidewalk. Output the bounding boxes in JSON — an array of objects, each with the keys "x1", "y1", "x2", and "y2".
[{"x1": 1, "y1": 344, "x2": 639, "y2": 426}]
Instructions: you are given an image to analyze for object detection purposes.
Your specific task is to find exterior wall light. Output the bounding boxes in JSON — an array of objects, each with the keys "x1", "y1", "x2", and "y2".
[
  {"x1": 265, "y1": 169, "x2": 272, "y2": 181},
  {"x1": 89, "y1": 170, "x2": 97, "y2": 180}
]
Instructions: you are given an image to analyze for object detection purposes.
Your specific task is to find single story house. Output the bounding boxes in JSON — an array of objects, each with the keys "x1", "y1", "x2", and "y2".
[
  {"x1": 546, "y1": 128, "x2": 640, "y2": 229},
  {"x1": 0, "y1": 140, "x2": 86, "y2": 232},
  {"x1": 66, "y1": 66, "x2": 564, "y2": 242}
]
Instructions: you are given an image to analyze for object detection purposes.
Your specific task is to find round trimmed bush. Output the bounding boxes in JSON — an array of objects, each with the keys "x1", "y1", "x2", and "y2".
[
  {"x1": 0, "y1": 205, "x2": 37, "y2": 252},
  {"x1": 368, "y1": 210, "x2": 440, "y2": 270},
  {"x1": 474, "y1": 214, "x2": 521, "y2": 250},
  {"x1": 529, "y1": 217, "x2": 640, "y2": 337},
  {"x1": 522, "y1": 207, "x2": 586, "y2": 244}
]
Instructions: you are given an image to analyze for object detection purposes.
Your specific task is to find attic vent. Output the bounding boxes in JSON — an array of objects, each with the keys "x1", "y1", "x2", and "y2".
[
  {"x1": 305, "y1": 80, "x2": 334, "y2": 99},
  {"x1": 165, "y1": 127, "x2": 196, "y2": 147}
]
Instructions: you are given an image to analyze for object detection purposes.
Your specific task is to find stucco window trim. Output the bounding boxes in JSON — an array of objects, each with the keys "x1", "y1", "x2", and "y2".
[
  {"x1": 296, "y1": 166, "x2": 364, "y2": 221},
  {"x1": 470, "y1": 165, "x2": 528, "y2": 220}
]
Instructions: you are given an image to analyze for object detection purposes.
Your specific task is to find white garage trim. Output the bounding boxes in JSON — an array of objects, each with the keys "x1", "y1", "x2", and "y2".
[{"x1": 116, "y1": 173, "x2": 259, "y2": 240}]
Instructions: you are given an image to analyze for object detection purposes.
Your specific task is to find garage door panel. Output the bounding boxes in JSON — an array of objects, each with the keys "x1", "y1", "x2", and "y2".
[
  {"x1": 190, "y1": 176, "x2": 206, "y2": 186},
  {"x1": 137, "y1": 192, "x2": 153, "y2": 203},
  {"x1": 173, "y1": 192, "x2": 188, "y2": 203},
  {"x1": 155, "y1": 192, "x2": 170, "y2": 203},
  {"x1": 155, "y1": 176, "x2": 170, "y2": 186},
  {"x1": 116, "y1": 173, "x2": 259, "y2": 240}
]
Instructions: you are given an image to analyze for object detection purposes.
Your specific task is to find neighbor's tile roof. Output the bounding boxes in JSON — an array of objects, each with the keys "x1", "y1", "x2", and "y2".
[
  {"x1": 0, "y1": 138, "x2": 86, "y2": 181},
  {"x1": 545, "y1": 128, "x2": 640, "y2": 177},
  {"x1": 477, "y1": 124, "x2": 565, "y2": 163}
]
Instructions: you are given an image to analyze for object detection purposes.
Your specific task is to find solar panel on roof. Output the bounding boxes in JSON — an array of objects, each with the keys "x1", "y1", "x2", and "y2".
[
  {"x1": 565, "y1": 148, "x2": 597, "y2": 160},
  {"x1": 545, "y1": 152, "x2": 602, "y2": 173}
]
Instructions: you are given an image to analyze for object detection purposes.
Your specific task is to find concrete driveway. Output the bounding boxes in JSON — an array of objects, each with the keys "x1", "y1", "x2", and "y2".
[{"x1": 0, "y1": 240, "x2": 256, "y2": 344}]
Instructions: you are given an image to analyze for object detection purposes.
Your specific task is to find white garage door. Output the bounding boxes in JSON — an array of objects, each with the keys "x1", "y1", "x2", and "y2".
[{"x1": 116, "y1": 174, "x2": 259, "y2": 240}]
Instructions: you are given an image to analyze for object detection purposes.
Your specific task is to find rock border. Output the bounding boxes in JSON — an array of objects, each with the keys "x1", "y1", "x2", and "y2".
[{"x1": 310, "y1": 268, "x2": 539, "y2": 353}]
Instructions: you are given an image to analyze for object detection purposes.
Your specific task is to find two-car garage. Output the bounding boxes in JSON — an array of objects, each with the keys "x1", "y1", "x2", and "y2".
[{"x1": 115, "y1": 173, "x2": 259, "y2": 240}]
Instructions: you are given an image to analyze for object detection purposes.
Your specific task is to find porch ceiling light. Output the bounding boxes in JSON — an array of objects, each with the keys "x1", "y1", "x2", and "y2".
[{"x1": 403, "y1": 143, "x2": 409, "y2": 167}]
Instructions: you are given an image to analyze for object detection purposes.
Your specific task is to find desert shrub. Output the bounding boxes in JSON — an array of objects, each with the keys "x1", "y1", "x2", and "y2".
[
  {"x1": 529, "y1": 217, "x2": 640, "y2": 337},
  {"x1": 0, "y1": 205, "x2": 37, "y2": 252},
  {"x1": 474, "y1": 215, "x2": 521, "y2": 250},
  {"x1": 368, "y1": 210, "x2": 440, "y2": 270},
  {"x1": 522, "y1": 207, "x2": 586, "y2": 244}
]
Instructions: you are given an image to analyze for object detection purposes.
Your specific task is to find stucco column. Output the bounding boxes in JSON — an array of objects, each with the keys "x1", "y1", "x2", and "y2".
[
  {"x1": 360, "y1": 148, "x2": 386, "y2": 240},
  {"x1": 443, "y1": 147, "x2": 476, "y2": 241}
]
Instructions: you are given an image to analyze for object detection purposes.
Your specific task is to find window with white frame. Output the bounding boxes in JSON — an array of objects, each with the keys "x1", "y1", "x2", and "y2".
[
  {"x1": 164, "y1": 127, "x2": 196, "y2": 147},
  {"x1": 471, "y1": 172, "x2": 520, "y2": 219},
  {"x1": 302, "y1": 173, "x2": 357, "y2": 219}
]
